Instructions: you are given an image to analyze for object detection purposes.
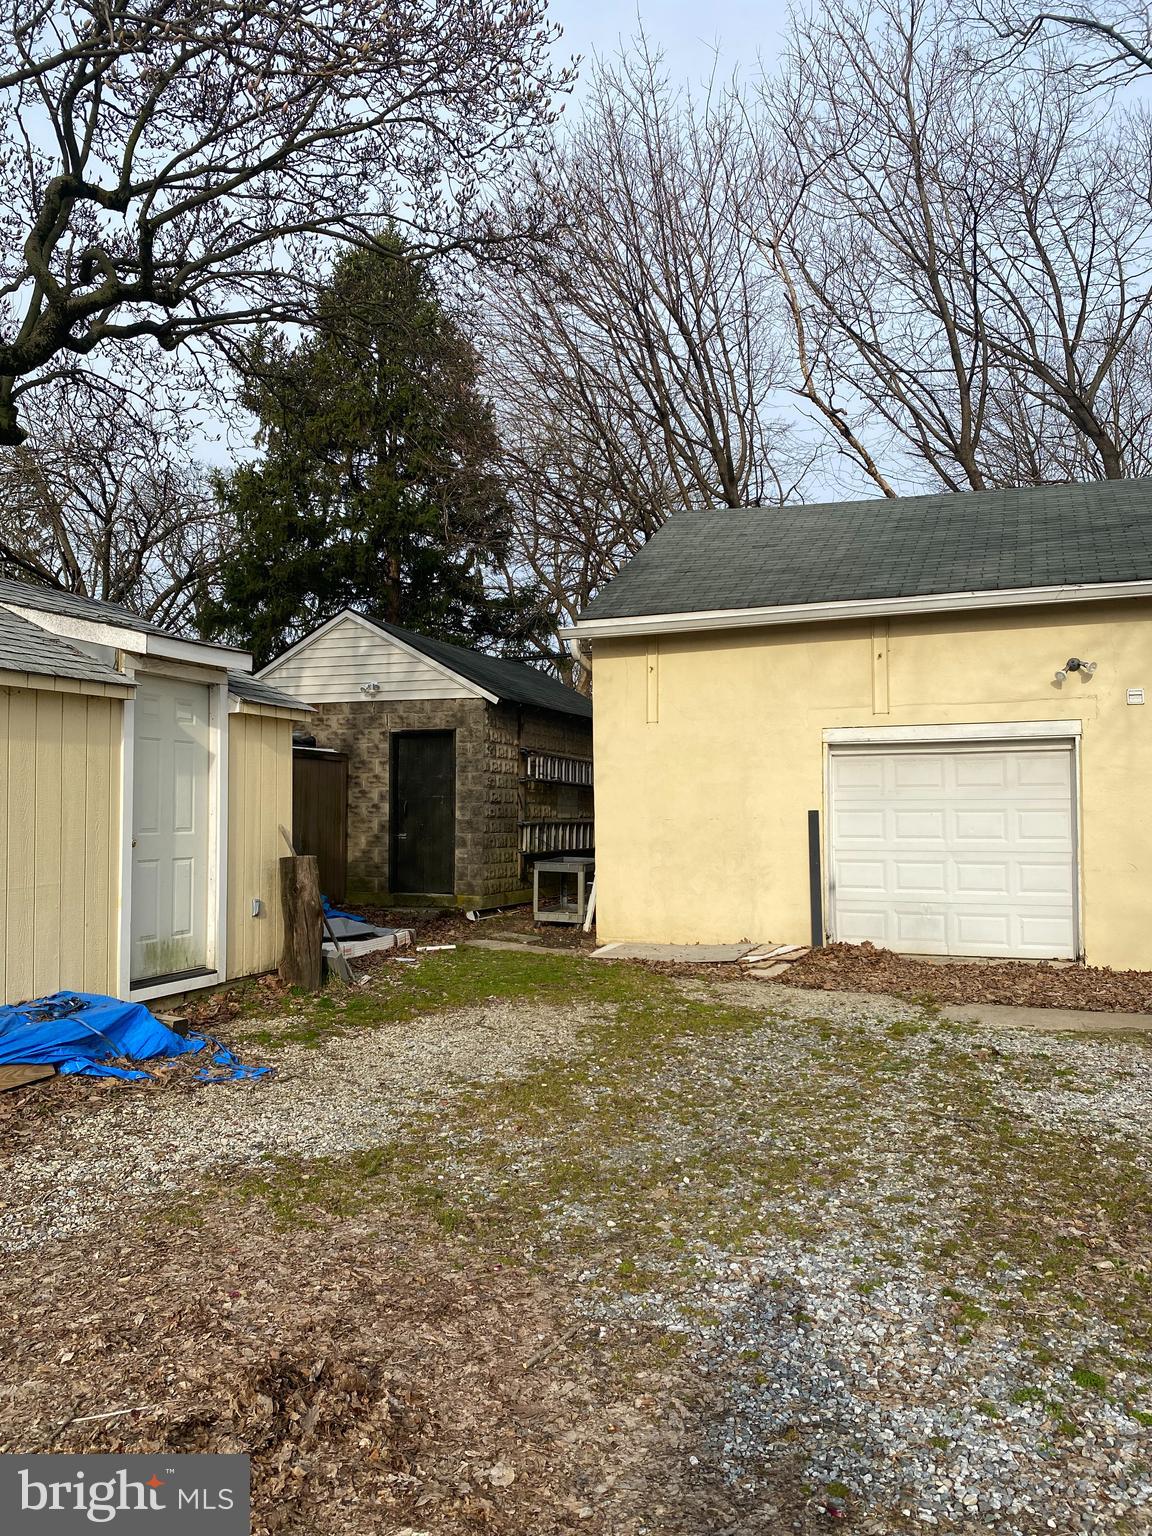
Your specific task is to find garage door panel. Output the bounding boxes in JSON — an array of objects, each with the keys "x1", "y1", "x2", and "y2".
[
  {"x1": 829, "y1": 744, "x2": 1076, "y2": 960},
  {"x1": 1016, "y1": 754, "x2": 1070, "y2": 789},
  {"x1": 833, "y1": 756, "x2": 885, "y2": 792},
  {"x1": 1016, "y1": 859, "x2": 1074, "y2": 895},
  {"x1": 893, "y1": 809, "x2": 946, "y2": 840},
  {"x1": 954, "y1": 911, "x2": 1013, "y2": 949},
  {"x1": 892, "y1": 908, "x2": 948, "y2": 947},
  {"x1": 836, "y1": 908, "x2": 888, "y2": 942},
  {"x1": 953, "y1": 808, "x2": 1009, "y2": 842},
  {"x1": 892, "y1": 756, "x2": 947, "y2": 789},
  {"x1": 954, "y1": 755, "x2": 1009, "y2": 788},
  {"x1": 892, "y1": 860, "x2": 948, "y2": 895},
  {"x1": 1019, "y1": 913, "x2": 1076, "y2": 950},
  {"x1": 834, "y1": 808, "x2": 886, "y2": 839},
  {"x1": 955, "y1": 861, "x2": 1010, "y2": 894},
  {"x1": 836, "y1": 858, "x2": 887, "y2": 891},
  {"x1": 1017, "y1": 808, "x2": 1072, "y2": 842}
]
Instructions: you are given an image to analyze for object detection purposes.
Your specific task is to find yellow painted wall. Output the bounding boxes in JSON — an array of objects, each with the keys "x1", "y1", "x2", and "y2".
[
  {"x1": 226, "y1": 709, "x2": 294, "y2": 980},
  {"x1": 591, "y1": 597, "x2": 1152, "y2": 969},
  {"x1": 0, "y1": 686, "x2": 121, "y2": 1003}
]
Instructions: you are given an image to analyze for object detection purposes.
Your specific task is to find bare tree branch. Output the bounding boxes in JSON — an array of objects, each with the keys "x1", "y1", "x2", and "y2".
[{"x1": 0, "y1": 0, "x2": 576, "y2": 443}]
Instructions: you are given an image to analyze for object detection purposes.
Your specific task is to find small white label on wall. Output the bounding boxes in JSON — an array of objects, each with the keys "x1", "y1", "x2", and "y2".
[{"x1": 1128, "y1": 688, "x2": 1145, "y2": 705}]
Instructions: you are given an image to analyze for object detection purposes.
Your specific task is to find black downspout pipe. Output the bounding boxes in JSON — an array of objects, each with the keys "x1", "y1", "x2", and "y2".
[{"x1": 808, "y1": 809, "x2": 824, "y2": 949}]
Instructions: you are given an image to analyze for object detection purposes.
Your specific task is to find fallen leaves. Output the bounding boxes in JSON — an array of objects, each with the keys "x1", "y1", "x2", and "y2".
[{"x1": 781, "y1": 942, "x2": 1152, "y2": 1014}]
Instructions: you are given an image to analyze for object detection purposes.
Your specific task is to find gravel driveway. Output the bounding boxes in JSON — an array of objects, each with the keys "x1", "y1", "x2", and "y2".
[
  {"x1": 0, "y1": 998, "x2": 592, "y2": 1251},
  {"x1": 2, "y1": 949, "x2": 1149, "y2": 1535}
]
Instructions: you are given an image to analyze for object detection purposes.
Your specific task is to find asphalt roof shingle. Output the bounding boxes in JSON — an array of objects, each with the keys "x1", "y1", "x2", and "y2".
[
  {"x1": 0, "y1": 577, "x2": 172, "y2": 635},
  {"x1": 578, "y1": 480, "x2": 1152, "y2": 622},
  {"x1": 227, "y1": 672, "x2": 311, "y2": 712},
  {"x1": 0, "y1": 606, "x2": 129, "y2": 687},
  {"x1": 366, "y1": 618, "x2": 592, "y2": 719}
]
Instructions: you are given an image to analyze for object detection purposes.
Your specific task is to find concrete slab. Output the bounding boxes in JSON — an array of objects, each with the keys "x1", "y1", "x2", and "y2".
[
  {"x1": 941, "y1": 1001, "x2": 1152, "y2": 1034},
  {"x1": 590, "y1": 941, "x2": 757, "y2": 963},
  {"x1": 745, "y1": 963, "x2": 792, "y2": 981},
  {"x1": 465, "y1": 939, "x2": 576, "y2": 955}
]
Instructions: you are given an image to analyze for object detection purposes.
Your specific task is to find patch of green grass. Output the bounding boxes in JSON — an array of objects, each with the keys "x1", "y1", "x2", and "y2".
[
  {"x1": 164, "y1": 947, "x2": 1152, "y2": 1381},
  {"x1": 974, "y1": 1400, "x2": 1003, "y2": 1420},
  {"x1": 1070, "y1": 1366, "x2": 1110, "y2": 1397}
]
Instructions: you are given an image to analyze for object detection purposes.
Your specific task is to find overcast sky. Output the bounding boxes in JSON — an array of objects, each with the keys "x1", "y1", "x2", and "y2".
[{"x1": 550, "y1": 0, "x2": 793, "y2": 88}]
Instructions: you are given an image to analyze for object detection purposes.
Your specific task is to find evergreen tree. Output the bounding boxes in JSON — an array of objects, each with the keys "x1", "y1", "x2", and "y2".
[{"x1": 207, "y1": 238, "x2": 545, "y2": 666}]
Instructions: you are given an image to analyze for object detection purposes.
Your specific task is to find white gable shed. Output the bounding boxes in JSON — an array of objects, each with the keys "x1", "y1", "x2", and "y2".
[{"x1": 257, "y1": 611, "x2": 499, "y2": 705}]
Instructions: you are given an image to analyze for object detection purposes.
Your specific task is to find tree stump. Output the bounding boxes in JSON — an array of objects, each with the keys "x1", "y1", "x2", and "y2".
[{"x1": 279, "y1": 853, "x2": 323, "y2": 991}]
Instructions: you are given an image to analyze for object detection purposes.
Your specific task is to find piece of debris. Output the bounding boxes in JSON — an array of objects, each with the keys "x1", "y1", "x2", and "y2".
[
  {"x1": 0, "y1": 991, "x2": 269, "y2": 1084},
  {"x1": 591, "y1": 942, "x2": 757, "y2": 963},
  {"x1": 323, "y1": 925, "x2": 413, "y2": 961},
  {"x1": 0, "y1": 1063, "x2": 54, "y2": 1093},
  {"x1": 417, "y1": 944, "x2": 457, "y2": 952}
]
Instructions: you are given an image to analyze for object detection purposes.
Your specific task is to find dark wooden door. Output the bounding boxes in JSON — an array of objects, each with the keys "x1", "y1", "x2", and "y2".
[
  {"x1": 391, "y1": 731, "x2": 455, "y2": 894},
  {"x1": 293, "y1": 749, "x2": 349, "y2": 902}
]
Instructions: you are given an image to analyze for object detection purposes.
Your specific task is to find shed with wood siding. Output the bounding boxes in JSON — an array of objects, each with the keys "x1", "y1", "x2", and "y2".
[{"x1": 0, "y1": 580, "x2": 310, "y2": 1008}]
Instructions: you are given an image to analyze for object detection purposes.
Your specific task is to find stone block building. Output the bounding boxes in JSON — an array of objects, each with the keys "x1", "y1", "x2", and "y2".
[{"x1": 257, "y1": 611, "x2": 593, "y2": 906}]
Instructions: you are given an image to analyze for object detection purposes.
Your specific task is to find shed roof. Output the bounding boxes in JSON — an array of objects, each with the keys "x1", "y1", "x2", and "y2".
[
  {"x1": 227, "y1": 671, "x2": 312, "y2": 712},
  {"x1": 367, "y1": 620, "x2": 591, "y2": 718},
  {"x1": 578, "y1": 480, "x2": 1152, "y2": 623},
  {"x1": 0, "y1": 577, "x2": 174, "y2": 636},
  {"x1": 0, "y1": 606, "x2": 129, "y2": 687}
]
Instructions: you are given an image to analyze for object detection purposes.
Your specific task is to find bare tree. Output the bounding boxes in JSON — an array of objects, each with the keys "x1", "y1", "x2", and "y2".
[
  {"x1": 482, "y1": 45, "x2": 808, "y2": 636},
  {"x1": 0, "y1": 0, "x2": 574, "y2": 445},
  {"x1": 0, "y1": 380, "x2": 228, "y2": 631},
  {"x1": 764, "y1": 0, "x2": 1152, "y2": 488},
  {"x1": 981, "y1": 2, "x2": 1152, "y2": 87}
]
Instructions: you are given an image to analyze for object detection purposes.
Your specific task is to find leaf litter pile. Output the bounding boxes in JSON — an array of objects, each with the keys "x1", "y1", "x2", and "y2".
[
  {"x1": 0, "y1": 1194, "x2": 698, "y2": 1535},
  {"x1": 781, "y1": 941, "x2": 1152, "y2": 1013}
]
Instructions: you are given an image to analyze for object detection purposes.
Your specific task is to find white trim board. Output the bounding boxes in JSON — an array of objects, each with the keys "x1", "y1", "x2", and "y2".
[
  {"x1": 565, "y1": 578, "x2": 1152, "y2": 640},
  {"x1": 1, "y1": 603, "x2": 252, "y2": 673},
  {"x1": 130, "y1": 971, "x2": 222, "y2": 1005},
  {"x1": 823, "y1": 721, "x2": 1082, "y2": 746}
]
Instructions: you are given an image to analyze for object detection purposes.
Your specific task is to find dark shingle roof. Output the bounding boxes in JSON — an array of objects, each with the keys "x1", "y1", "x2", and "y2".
[
  {"x1": 369, "y1": 619, "x2": 592, "y2": 719},
  {"x1": 579, "y1": 481, "x2": 1152, "y2": 622},
  {"x1": 0, "y1": 576, "x2": 248, "y2": 657},
  {"x1": 228, "y1": 672, "x2": 311, "y2": 712},
  {"x1": 0, "y1": 606, "x2": 129, "y2": 687},
  {"x1": 0, "y1": 577, "x2": 171, "y2": 635}
]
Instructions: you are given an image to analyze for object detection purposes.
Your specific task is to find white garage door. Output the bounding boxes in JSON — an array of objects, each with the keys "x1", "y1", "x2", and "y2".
[{"x1": 828, "y1": 744, "x2": 1077, "y2": 959}]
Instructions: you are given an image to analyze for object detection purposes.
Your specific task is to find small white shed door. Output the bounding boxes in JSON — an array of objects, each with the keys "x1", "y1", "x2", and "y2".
[
  {"x1": 828, "y1": 744, "x2": 1076, "y2": 959},
  {"x1": 131, "y1": 677, "x2": 212, "y2": 983}
]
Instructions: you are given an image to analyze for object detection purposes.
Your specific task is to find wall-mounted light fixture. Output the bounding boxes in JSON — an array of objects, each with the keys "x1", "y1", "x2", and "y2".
[
  {"x1": 1054, "y1": 657, "x2": 1098, "y2": 684},
  {"x1": 359, "y1": 680, "x2": 382, "y2": 695}
]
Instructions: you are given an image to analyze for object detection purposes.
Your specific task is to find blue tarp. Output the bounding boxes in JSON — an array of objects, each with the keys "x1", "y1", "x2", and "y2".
[
  {"x1": 322, "y1": 895, "x2": 356, "y2": 923},
  {"x1": 0, "y1": 992, "x2": 271, "y2": 1083}
]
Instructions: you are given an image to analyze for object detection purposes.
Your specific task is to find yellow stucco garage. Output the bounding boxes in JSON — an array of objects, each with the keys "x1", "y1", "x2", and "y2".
[{"x1": 572, "y1": 482, "x2": 1152, "y2": 971}]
